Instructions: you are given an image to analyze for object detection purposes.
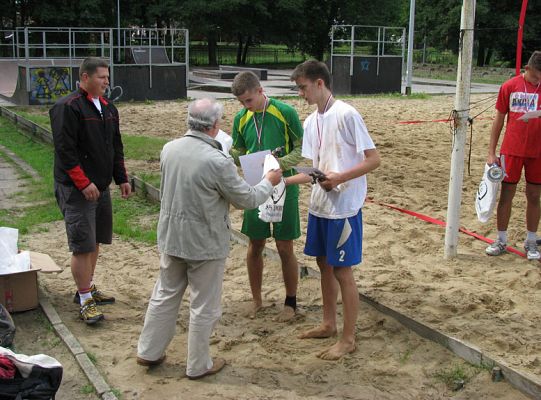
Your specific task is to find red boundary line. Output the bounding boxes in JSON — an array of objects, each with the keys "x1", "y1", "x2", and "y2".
[
  {"x1": 397, "y1": 117, "x2": 493, "y2": 125},
  {"x1": 366, "y1": 199, "x2": 527, "y2": 259}
]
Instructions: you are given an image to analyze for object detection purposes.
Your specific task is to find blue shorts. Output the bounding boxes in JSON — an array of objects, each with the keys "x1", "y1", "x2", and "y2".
[{"x1": 304, "y1": 210, "x2": 363, "y2": 267}]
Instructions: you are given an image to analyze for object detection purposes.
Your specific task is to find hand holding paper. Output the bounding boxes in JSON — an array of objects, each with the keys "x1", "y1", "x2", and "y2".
[{"x1": 518, "y1": 110, "x2": 541, "y2": 121}]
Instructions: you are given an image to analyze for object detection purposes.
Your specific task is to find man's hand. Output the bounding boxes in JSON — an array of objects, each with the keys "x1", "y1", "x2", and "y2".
[
  {"x1": 119, "y1": 182, "x2": 132, "y2": 199},
  {"x1": 319, "y1": 171, "x2": 343, "y2": 192},
  {"x1": 265, "y1": 169, "x2": 283, "y2": 186},
  {"x1": 486, "y1": 153, "x2": 499, "y2": 166},
  {"x1": 82, "y1": 183, "x2": 100, "y2": 202}
]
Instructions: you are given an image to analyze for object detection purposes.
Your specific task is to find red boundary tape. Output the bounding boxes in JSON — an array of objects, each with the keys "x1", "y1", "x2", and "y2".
[
  {"x1": 397, "y1": 117, "x2": 493, "y2": 125},
  {"x1": 366, "y1": 199, "x2": 527, "y2": 259}
]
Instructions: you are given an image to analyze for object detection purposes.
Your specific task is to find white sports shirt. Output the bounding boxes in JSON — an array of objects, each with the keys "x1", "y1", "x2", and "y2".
[
  {"x1": 301, "y1": 100, "x2": 375, "y2": 219},
  {"x1": 215, "y1": 129, "x2": 233, "y2": 154}
]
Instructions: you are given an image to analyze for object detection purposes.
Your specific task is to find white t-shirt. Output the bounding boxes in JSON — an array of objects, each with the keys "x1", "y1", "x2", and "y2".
[
  {"x1": 301, "y1": 99, "x2": 375, "y2": 219},
  {"x1": 215, "y1": 129, "x2": 233, "y2": 153},
  {"x1": 92, "y1": 97, "x2": 103, "y2": 116}
]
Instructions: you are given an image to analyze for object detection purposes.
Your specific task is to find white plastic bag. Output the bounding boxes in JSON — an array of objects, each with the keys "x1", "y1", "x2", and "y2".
[
  {"x1": 475, "y1": 164, "x2": 500, "y2": 223},
  {"x1": 0, "y1": 227, "x2": 31, "y2": 274},
  {"x1": 258, "y1": 155, "x2": 286, "y2": 223}
]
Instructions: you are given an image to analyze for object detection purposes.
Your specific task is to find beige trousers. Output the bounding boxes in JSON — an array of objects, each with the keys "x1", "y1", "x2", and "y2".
[{"x1": 137, "y1": 253, "x2": 225, "y2": 376}]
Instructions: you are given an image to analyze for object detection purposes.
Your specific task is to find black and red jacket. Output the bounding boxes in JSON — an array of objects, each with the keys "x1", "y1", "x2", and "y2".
[{"x1": 50, "y1": 88, "x2": 128, "y2": 191}]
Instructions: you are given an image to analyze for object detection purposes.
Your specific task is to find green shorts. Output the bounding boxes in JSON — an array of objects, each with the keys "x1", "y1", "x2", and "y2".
[{"x1": 241, "y1": 184, "x2": 300, "y2": 240}]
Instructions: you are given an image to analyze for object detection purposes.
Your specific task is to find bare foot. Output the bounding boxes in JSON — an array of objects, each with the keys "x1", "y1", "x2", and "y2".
[
  {"x1": 298, "y1": 325, "x2": 337, "y2": 339},
  {"x1": 316, "y1": 340, "x2": 356, "y2": 360},
  {"x1": 243, "y1": 302, "x2": 262, "y2": 319},
  {"x1": 273, "y1": 305, "x2": 296, "y2": 322}
]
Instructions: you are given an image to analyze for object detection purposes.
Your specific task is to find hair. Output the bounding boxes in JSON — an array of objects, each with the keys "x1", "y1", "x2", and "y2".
[
  {"x1": 527, "y1": 51, "x2": 541, "y2": 72},
  {"x1": 187, "y1": 97, "x2": 223, "y2": 132},
  {"x1": 231, "y1": 71, "x2": 261, "y2": 96},
  {"x1": 291, "y1": 60, "x2": 332, "y2": 90},
  {"x1": 79, "y1": 57, "x2": 109, "y2": 78}
]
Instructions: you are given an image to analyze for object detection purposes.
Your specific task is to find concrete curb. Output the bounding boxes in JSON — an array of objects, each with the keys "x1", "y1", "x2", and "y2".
[{"x1": 39, "y1": 287, "x2": 118, "y2": 400}]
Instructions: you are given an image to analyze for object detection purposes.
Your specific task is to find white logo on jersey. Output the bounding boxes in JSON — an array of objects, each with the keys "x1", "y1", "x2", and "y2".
[{"x1": 509, "y1": 92, "x2": 539, "y2": 113}]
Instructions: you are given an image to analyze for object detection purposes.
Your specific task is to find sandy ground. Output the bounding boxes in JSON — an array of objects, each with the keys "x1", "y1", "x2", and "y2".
[
  {"x1": 15, "y1": 93, "x2": 540, "y2": 399},
  {"x1": 26, "y1": 221, "x2": 528, "y2": 400}
]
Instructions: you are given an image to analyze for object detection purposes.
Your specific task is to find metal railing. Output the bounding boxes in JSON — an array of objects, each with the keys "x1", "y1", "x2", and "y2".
[
  {"x1": 330, "y1": 25, "x2": 406, "y2": 77},
  {"x1": 5, "y1": 27, "x2": 189, "y2": 93}
]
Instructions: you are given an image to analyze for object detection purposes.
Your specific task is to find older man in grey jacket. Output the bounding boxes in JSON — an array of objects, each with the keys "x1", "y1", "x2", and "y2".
[{"x1": 137, "y1": 98, "x2": 282, "y2": 379}]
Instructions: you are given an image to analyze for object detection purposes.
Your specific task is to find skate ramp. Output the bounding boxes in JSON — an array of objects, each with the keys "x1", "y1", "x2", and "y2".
[{"x1": 126, "y1": 47, "x2": 170, "y2": 64}]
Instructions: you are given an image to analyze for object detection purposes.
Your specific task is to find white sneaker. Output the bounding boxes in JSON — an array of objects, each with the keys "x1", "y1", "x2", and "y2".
[
  {"x1": 486, "y1": 240, "x2": 507, "y2": 256},
  {"x1": 524, "y1": 241, "x2": 541, "y2": 261}
]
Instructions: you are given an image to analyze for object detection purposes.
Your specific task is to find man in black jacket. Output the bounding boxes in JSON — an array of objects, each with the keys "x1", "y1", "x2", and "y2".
[{"x1": 50, "y1": 57, "x2": 131, "y2": 324}]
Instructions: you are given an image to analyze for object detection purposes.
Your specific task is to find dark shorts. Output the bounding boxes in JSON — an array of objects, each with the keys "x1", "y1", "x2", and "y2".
[
  {"x1": 241, "y1": 184, "x2": 300, "y2": 241},
  {"x1": 54, "y1": 183, "x2": 112, "y2": 253}
]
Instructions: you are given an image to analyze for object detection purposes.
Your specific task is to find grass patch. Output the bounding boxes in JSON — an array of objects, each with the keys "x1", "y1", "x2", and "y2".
[
  {"x1": 136, "y1": 171, "x2": 161, "y2": 189},
  {"x1": 111, "y1": 388, "x2": 122, "y2": 398},
  {"x1": 35, "y1": 311, "x2": 53, "y2": 332},
  {"x1": 112, "y1": 190, "x2": 159, "y2": 244},
  {"x1": 433, "y1": 363, "x2": 482, "y2": 390},
  {"x1": 87, "y1": 351, "x2": 97, "y2": 365},
  {"x1": 80, "y1": 384, "x2": 96, "y2": 395},
  {"x1": 122, "y1": 135, "x2": 167, "y2": 162},
  {"x1": 0, "y1": 116, "x2": 160, "y2": 244},
  {"x1": 347, "y1": 92, "x2": 430, "y2": 100},
  {"x1": 0, "y1": 118, "x2": 61, "y2": 233},
  {"x1": 398, "y1": 348, "x2": 413, "y2": 364},
  {"x1": 14, "y1": 110, "x2": 51, "y2": 130}
]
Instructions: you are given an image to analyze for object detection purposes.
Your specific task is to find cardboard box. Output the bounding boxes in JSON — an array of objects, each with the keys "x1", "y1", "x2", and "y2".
[{"x1": 0, "y1": 252, "x2": 62, "y2": 312}]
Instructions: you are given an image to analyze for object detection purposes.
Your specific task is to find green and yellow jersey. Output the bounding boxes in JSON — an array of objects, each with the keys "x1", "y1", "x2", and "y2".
[{"x1": 231, "y1": 97, "x2": 303, "y2": 177}]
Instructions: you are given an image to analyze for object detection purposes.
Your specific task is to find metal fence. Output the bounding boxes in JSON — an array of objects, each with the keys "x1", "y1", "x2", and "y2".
[
  {"x1": 3, "y1": 27, "x2": 189, "y2": 91},
  {"x1": 189, "y1": 46, "x2": 306, "y2": 66},
  {"x1": 330, "y1": 25, "x2": 406, "y2": 76}
]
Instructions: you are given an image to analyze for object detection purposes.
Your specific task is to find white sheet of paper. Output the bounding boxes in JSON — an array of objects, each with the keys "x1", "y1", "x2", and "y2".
[
  {"x1": 518, "y1": 110, "x2": 541, "y2": 121},
  {"x1": 239, "y1": 150, "x2": 271, "y2": 186}
]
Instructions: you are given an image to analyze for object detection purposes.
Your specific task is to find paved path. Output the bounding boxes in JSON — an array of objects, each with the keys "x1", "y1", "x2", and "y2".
[
  {"x1": 0, "y1": 145, "x2": 27, "y2": 209},
  {"x1": 188, "y1": 69, "x2": 500, "y2": 99}
]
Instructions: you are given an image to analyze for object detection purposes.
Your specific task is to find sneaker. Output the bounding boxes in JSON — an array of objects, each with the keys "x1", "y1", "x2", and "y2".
[
  {"x1": 524, "y1": 241, "x2": 541, "y2": 261},
  {"x1": 486, "y1": 240, "x2": 507, "y2": 256},
  {"x1": 73, "y1": 284, "x2": 116, "y2": 305},
  {"x1": 79, "y1": 298, "x2": 104, "y2": 325}
]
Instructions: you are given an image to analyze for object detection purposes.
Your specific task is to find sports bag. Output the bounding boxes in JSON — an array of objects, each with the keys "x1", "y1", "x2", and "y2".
[{"x1": 0, "y1": 346, "x2": 62, "y2": 399}]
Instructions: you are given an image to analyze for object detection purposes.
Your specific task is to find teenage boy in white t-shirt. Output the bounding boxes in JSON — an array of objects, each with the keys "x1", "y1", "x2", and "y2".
[{"x1": 286, "y1": 60, "x2": 380, "y2": 360}]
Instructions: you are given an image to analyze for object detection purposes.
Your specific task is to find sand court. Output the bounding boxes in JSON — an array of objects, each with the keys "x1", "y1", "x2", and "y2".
[{"x1": 14, "y1": 92, "x2": 540, "y2": 398}]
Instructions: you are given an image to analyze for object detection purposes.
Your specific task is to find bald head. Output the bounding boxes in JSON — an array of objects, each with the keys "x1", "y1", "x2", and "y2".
[{"x1": 187, "y1": 98, "x2": 224, "y2": 133}]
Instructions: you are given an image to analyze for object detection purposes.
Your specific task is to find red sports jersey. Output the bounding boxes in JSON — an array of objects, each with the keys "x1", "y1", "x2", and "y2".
[{"x1": 496, "y1": 74, "x2": 541, "y2": 158}]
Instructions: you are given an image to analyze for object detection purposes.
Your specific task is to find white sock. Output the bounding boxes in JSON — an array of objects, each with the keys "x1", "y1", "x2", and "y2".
[
  {"x1": 526, "y1": 231, "x2": 537, "y2": 243},
  {"x1": 79, "y1": 291, "x2": 92, "y2": 305},
  {"x1": 497, "y1": 231, "x2": 507, "y2": 244}
]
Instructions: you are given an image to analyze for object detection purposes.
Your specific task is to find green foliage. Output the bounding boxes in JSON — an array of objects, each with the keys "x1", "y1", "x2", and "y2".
[
  {"x1": 87, "y1": 352, "x2": 98, "y2": 365},
  {"x1": 112, "y1": 191, "x2": 159, "y2": 244},
  {"x1": 80, "y1": 384, "x2": 96, "y2": 395},
  {"x1": 398, "y1": 348, "x2": 412, "y2": 364},
  {"x1": 136, "y1": 172, "x2": 161, "y2": 189},
  {"x1": 0, "y1": 116, "x2": 159, "y2": 244},
  {"x1": 12, "y1": 111, "x2": 51, "y2": 130},
  {"x1": 433, "y1": 363, "x2": 482, "y2": 390},
  {"x1": 122, "y1": 135, "x2": 167, "y2": 162},
  {"x1": 0, "y1": 119, "x2": 61, "y2": 233}
]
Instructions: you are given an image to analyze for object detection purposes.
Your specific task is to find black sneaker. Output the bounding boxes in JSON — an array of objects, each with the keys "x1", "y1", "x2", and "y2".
[{"x1": 73, "y1": 284, "x2": 116, "y2": 305}]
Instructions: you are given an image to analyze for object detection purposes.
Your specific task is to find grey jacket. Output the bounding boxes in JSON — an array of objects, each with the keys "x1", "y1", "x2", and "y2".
[{"x1": 157, "y1": 130, "x2": 273, "y2": 260}]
